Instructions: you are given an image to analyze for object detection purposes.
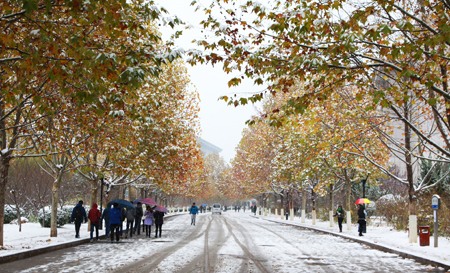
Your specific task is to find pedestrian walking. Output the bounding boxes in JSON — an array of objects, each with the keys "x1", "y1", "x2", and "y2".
[
  {"x1": 238, "y1": 206, "x2": 241, "y2": 212},
  {"x1": 144, "y1": 205, "x2": 154, "y2": 238},
  {"x1": 109, "y1": 203, "x2": 123, "y2": 243},
  {"x1": 125, "y1": 204, "x2": 135, "y2": 239},
  {"x1": 333, "y1": 205, "x2": 345, "y2": 232},
  {"x1": 357, "y1": 204, "x2": 367, "y2": 236},
  {"x1": 101, "y1": 207, "x2": 110, "y2": 236},
  {"x1": 243, "y1": 206, "x2": 245, "y2": 212},
  {"x1": 189, "y1": 203, "x2": 199, "y2": 225},
  {"x1": 71, "y1": 200, "x2": 87, "y2": 238},
  {"x1": 88, "y1": 203, "x2": 101, "y2": 242},
  {"x1": 154, "y1": 210, "x2": 165, "y2": 238},
  {"x1": 119, "y1": 207, "x2": 126, "y2": 238},
  {"x1": 134, "y1": 202, "x2": 143, "y2": 235}
]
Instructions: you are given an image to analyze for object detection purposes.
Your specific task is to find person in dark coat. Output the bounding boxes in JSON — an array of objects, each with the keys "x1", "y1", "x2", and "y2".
[
  {"x1": 109, "y1": 203, "x2": 123, "y2": 243},
  {"x1": 88, "y1": 203, "x2": 101, "y2": 242},
  {"x1": 333, "y1": 205, "x2": 345, "y2": 232},
  {"x1": 119, "y1": 207, "x2": 126, "y2": 237},
  {"x1": 125, "y1": 204, "x2": 135, "y2": 239},
  {"x1": 71, "y1": 200, "x2": 87, "y2": 238},
  {"x1": 154, "y1": 211, "x2": 165, "y2": 238},
  {"x1": 134, "y1": 202, "x2": 143, "y2": 235},
  {"x1": 357, "y1": 204, "x2": 367, "y2": 236},
  {"x1": 101, "y1": 207, "x2": 110, "y2": 236}
]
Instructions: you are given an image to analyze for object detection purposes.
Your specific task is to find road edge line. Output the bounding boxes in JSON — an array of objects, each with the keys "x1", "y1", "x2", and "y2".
[{"x1": 251, "y1": 215, "x2": 450, "y2": 271}]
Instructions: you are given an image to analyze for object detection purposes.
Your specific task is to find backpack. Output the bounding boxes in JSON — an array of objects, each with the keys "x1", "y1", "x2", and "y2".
[{"x1": 74, "y1": 206, "x2": 83, "y2": 220}]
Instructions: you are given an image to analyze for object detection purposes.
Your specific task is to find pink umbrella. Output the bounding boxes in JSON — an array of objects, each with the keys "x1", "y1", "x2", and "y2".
[
  {"x1": 140, "y1": 198, "x2": 157, "y2": 206},
  {"x1": 152, "y1": 205, "x2": 169, "y2": 213}
]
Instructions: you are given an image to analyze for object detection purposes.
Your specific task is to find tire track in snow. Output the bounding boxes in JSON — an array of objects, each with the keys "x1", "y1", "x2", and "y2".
[
  {"x1": 117, "y1": 215, "x2": 212, "y2": 273},
  {"x1": 176, "y1": 215, "x2": 232, "y2": 273},
  {"x1": 223, "y1": 217, "x2": 273, "y2": 273}
]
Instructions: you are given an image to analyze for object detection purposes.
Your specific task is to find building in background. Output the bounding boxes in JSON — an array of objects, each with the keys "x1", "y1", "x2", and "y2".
[{"x1": 198, "y1": 138, "x2": 222, "y2": 155}]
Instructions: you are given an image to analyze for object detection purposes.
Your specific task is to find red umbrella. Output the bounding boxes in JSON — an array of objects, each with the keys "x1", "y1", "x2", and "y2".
[
  {"x1": 140, "y1": 198, "x2": 157, "y2": 206},
  {"x1": 355, "y1": 198, "x2": 371, "y2": 204}
]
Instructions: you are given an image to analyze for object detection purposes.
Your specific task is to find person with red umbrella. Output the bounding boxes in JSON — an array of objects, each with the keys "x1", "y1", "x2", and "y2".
[
  {"x1": 357, "y1": 204, "x2": 368, "y2": 236},
  {"x1": 153, "y1": 207, "x2": 165, "y2": 238}
]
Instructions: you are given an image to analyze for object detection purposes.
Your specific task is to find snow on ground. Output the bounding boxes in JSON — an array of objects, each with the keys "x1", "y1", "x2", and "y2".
[
  {"x1": 1, "y1": 213, "x2": 186, "y2": 257},
  {"x1": 257, "y1": 212, "x2": 450, "y2": 266},
  {"x1": 2, "y1": 212, "x2": 447, "y2": 273},
  {"x1": 1, "y1": 222, "x2": 92, "y2": 255}
]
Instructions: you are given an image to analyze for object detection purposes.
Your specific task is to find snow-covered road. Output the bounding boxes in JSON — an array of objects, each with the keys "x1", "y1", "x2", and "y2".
[{"x1": 2, "y1": 212, "x2": 445, "y2": 272}]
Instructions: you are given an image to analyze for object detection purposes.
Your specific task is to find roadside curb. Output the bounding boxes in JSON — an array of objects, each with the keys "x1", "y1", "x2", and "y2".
[
  {"x1": 252, "y1": 215, "x2": 450, "y2": 271},
  {"x1": 0, "y1": 213, "x2": 185, "y2": 265}
]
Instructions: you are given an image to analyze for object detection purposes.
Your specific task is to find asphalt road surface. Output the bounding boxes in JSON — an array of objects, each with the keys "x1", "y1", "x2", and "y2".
[{"x1": 2, "y1": 212, "x2": 445, "y2": 273}]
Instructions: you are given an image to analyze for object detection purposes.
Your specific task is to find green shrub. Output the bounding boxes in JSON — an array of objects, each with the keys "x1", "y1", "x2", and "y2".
[
  {"x1": 4, "y1": 205, "x2": 25, "y2": 224},
  {"x1": 38, "y1": 208, "x2": 68, "y2": 227}
]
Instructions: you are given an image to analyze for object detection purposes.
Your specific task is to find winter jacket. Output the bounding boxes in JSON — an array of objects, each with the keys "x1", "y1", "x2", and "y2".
[
  {"x1": 357, "y1": 207, "x2": 367, "y2": 221},
  {"x1": 334, "y1": 208, "x2": 345, "y2": 219},
  {"x1": 109, "y1": 207, "x2": 123, "y2": 225},
  {"x1": 144, "y1": 210, "x2": 153, "y2": 226},
  {"x1": 126, "y1": 208, "x2": 135, "y2": 221},
  {"x1": 101, "y1": 208, "x2": 110, "y2": 223},
  {"x1": 88, "y1": 203, "x2": 101, "y2": 224},
  {"x1": 154, "y1": 211, "x2": 165, "y2": 225},
  {"x1": 189, "y1": 206, "x2": 199, "y2": 214},
  {"x1": 71, "y1": 203, "x2": 87, "y2": 223},
  {"x1": 135, "y1": 204, "x2": 143, "y2": 219},
  {"x1": 120, "y1": 208, "x2": 126, "y2": 222}
]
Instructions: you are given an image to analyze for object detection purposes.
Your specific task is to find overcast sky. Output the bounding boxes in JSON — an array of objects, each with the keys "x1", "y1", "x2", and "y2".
[{"x1": 157, "y1": 0, "x2": 264, "y2": 163}]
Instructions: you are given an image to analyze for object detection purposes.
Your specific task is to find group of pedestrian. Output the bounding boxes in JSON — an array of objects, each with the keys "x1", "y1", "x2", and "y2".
[
  {"x1": 70, "y1": 200, "x2": 165, "y2": 243},
  {"x1": 333, "y1": 204, "x2": 367, "y2": 236}
]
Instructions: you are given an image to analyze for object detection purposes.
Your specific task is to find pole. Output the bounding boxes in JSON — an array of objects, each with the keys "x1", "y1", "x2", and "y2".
[
  {"x1": 362, "y1": 179, "x2": 366, "y2": 198},
  {"x1": 99, "y1": 178, "x2": 104, "y2": 230},
  {"x1": 434, "y1": 210, "x2": 438, "y2": 247}
]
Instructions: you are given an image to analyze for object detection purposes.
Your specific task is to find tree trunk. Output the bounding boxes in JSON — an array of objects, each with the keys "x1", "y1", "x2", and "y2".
[
  {"x1": 273, "y1": 193, "x2": 278, "y2": 218},
  {"x1": 118, "y1": 186, "x2": 123, "y2": 199},
  {"x1": 50, "y1": 173, "x2": 63, "y2": 237},
  {"x1": 311, "y1": 188, "x2": 316, "y2": 225},
  {"x1": 404, "y1": 104, "x2": 418, "y2": 243},
  {"x1": 345, "y1": 170, "x2": 352, "y2": 231},
  {"x1": 329, "y1": 183, "x2": 334, "y2": 227},
  {"x1": 301, "y1": 190, "x2": 306, "y2": 223},
  {"x1": 0, "y1": 159, "x2": 9, "y2": 246},
  {"x1": 289, "y1": 191, "x2": 294, "y2": 221}
]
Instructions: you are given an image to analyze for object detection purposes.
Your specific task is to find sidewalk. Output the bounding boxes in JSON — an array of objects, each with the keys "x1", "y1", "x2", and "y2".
[
  {"x1": 0, "y1": 213, "x2": 186, "y2": 263},
  {"x1": 254, "y1": 213, "x2": 450, "y2": 270}
]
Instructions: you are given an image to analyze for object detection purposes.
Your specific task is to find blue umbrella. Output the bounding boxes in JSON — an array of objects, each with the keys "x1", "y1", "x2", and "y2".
[
  {"x1": 202, "y1": 204, "x2": 207, "y2": 207},
  {"x1": 133, "y1": 199, "x2": 142, "y2": 205},
  {"x1": 107, "y1": 199, "x2": 135, "y2": 210}
]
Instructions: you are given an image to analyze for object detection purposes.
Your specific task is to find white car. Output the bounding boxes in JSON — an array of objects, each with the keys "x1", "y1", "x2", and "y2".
[{"x1": 212, "y1": 203, "x2": 221, "y2": 215}]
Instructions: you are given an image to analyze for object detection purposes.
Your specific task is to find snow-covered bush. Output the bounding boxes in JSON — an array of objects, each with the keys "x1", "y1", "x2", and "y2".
[
  {"x1": 38, "y1": 208, "x2": 68, "y2": 227},
  {"x1": 376, "y1": 194, "x2": 409, "y2": 230},
  {"x1": 4, "y1": 205, "x2": 25, "y2": 224},
  {"x1": 61, "y1": 206, "x2": 74, "y2": 223}
]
